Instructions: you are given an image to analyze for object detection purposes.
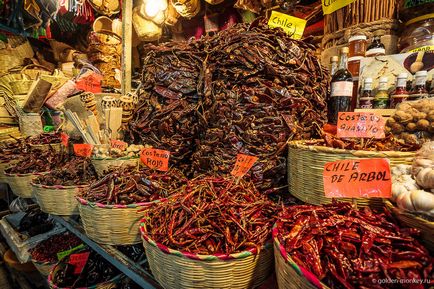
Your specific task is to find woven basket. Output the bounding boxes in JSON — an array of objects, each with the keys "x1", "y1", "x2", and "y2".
[
  {"x1": 91, "y1": 157, "x2": 140, "y2": 177},
  {"x1": 77, "y1": 197, "x2": 159, "y2": 245},
  {"x1": 32, "y1": 259, "x2": 55, "y2": 278},
  {"x1": 140, "y1": 221, "x2": 274, "y2": 289},
  {"x1": 0, "y1": 159, "x2": 20, "y2": 183},
  {"x1": 0, "y1": 37, "x2": 34, "y2": 74},
  {"x1": 385, "y1": 201, "x2": 434, "y2": 252},
  {"x1": 287, "y1": 140, "x2": 415, "y2": 209},
  {"x1": 48, "y1": 260, "x2": 121, "y2": 289},
  {"x1": 273, "y1": 223, "x2": 327, "y2": 289},
  {"x1": 3, "y1": 171, "x2": 49, "y2": 198},
  {"x1": 9, "y1": 78, "x2": 33, "y2": 95},
  {"x1": 32, "y1": 183, "x2": 86, "y2": 216}
]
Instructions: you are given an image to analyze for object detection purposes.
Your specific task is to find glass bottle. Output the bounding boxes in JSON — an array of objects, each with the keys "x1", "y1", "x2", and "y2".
[
  {"x1": 374, "y1": 77, "x2": 390, "y2": 108},
  {"x1": 410, "y1": 70, "x2": 429, "y2": 100},
  {"x1": 390, "y1": 73, "x2": 409, "y2": 108},
  {"x1": 327, "y1": 47, "x2": 353, "y2": 125},
  {"x1": 329, "y1": 56, "x2": 339, "y2": 76},
  {"x1": 366, "y1": 32, "x2": 386, "y2": 57},
  {"x1": 348, "y1": 34, "x2": 367, "y2": 57},
  {"x1": 358, "y1": 78, "x2": 374, "y2": 109}
]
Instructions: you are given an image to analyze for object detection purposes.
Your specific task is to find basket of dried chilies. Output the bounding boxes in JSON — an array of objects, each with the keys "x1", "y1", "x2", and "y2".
[
  {"x1": 77, "y1": 166, "x2": 187, "y2": 245},
  {"x1": 0, "y1": 138, "x2": 28, "y2": 183},
  {"x1": 32, "y1": 157, "x2": 98, "y2": 216},
  {"x1": 288, "y1": 133, "x2": 419, "y2": 208},
  {"x1": 4, "y1": 149, "x2": 66, "y2": 198},
  {"x1": 27, "y1": 133, "x2": 63, "y2": 153},
  {"x1": 140, "y1": 176, "x2": 277, "y2": 289},
  {"x1": 30, "y1": 232, "x2": 83, "y2": 277},
  {"x1": 273, "y1": 202, "x2": 434, "y2": 289}
]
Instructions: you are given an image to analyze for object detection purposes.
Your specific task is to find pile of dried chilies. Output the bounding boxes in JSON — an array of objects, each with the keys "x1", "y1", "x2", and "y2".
[
  {"x1": 142, "y1": 176, "x2": 278, "y2": 255},
  {"x1": 27, "y1": 133, "x2": 62, "y2": 145},
  {"x1": 30, "y1": 232, "x2": 83, "y2": 263},
  {"x1": 79, "y1": 166, "x2": 187, "y2": 205},
  {"x1": 275, "y1": 202, "x2": 433, "y2": 289},
  {"x1": 0, "y1": 138, "x2": 29, "y2": 163},
  {"x1": 5, "y1": 149, "x2": 68, "y2": 174},
  {"x1": 33, "y1": 157, "x2": 98, "y2": 186}
]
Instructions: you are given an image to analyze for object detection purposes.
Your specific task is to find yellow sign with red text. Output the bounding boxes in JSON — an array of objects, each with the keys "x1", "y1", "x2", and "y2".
[{"x1": 321, "y1": 0, "x2": 357, "y2": 15}]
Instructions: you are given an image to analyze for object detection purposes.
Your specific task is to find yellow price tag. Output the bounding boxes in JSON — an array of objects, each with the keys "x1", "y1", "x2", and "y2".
[
  {"x1": 268, "y1": 11, "x2": 307, "y2": 40},
  {"x1": 408, "y1": 45, "x2": 434, "y2": 53},
  {"x1": 322, "y1": 0, "x2": 357, "y2": 15}
]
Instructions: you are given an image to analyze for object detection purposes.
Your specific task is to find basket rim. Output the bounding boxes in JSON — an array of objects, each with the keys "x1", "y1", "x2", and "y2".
[
  {"x1": 288, "y1": 140, "x2": 416, "y2": 156},
  {"x1": 140, "y1": 219, "x2": 271, "y2": 261},
  {"x1": 47, "y1": 259, "x2": 122, "y2": 289},
  {"x1": 272, "y1": 222, "x2": 324, "y2": 289},
  {"x1": 384, "y1": 200, "x2": 434, "y2": 226},
  {"x1": 76, "y1": 196, "x2": 165, "y2": 208},
  {"x1": 4, "y1": 170, "x2": 50, "y2": 177},
  {"x1": 31, "y1": 258, "x2": 56, "y2": 266},
  {"x1": 30, "y1": 181, "x2": 89, "y2": 190},
  {"x1": 91, "y1": 156, "x2": 139, "y2": 161}
]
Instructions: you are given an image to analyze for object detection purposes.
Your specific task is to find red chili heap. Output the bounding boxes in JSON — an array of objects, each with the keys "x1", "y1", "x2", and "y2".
[
  {"x1": 27, "y1": 132, "x2": 62, "y2": 145},
  {"x1": 30, "y1": 232, "x2": 82, "y2": 263},
  {"x1": 276, "y1": 202, "x2": 433, "y2": 289},
  {"x1": 79, "y1": 166, "x2": 187, "y2": 205},
  {"x1": 142, "y1": 176, "x2": 278, "y2": 255}
]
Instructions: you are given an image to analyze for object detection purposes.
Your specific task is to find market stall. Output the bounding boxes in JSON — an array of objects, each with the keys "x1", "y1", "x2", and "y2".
[{"x1": 0, "y1": 0, "x2": 433, "y2": 288}]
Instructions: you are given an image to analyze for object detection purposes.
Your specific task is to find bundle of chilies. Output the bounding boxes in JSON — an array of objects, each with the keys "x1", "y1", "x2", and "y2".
[
  {"x1": 5, "y1": 149, "x2": 68, "y2": 174},
  {"x1": 275, "y1": 202, "x2": 434, "y2": 289}
]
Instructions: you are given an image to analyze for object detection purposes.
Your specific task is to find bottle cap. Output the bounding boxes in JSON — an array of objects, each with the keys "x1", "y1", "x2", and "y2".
[
  {"x1": 364, "y1": 77, "x2": 373, "y2": 83},
  {"x1": 415, "y1": 70, "x2": 428, "y2": 77},
  {"x1": 398, "y1": 73, "x2": 408, "y2": 79},
  {"x1": 379, "y1": 77, "x2": 388, "y2": 83},
  {"x1": 330, "y1": 56, "x2": 339, "y2": 62},
  {"x1": 340, "y1": 47, "x2": 349, "y2": 54},
  {"x1": 349, "y1": 35, "x2": 367, "y2": 42}
]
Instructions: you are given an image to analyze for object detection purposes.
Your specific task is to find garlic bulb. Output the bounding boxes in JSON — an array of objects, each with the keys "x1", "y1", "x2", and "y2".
[
  {"x1": 396, "y1": 192, "x2": 416, "y2": 211},
  {"x1": 411, "y1": 190, "x2": 434, "y2": 213}
]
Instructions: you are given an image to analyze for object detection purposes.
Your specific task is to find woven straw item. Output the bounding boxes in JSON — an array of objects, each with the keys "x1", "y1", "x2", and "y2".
[
  {"x1": 287, "y1": 140, "x2": 415, "y2": 209},
  {"x1": 273, "y1": 224, "x2": 327, "y2": 289},
  {"x1": 140, "y1": 222, "x2": 274, "y2": 289},
  {"x1": 32, "y1": 260, "x2": 55, "y2": 278},
  {"x1": 77, "y1": 197, "x2": 157, "y2": 245},
  {"x1": 91, "y1": 157, "x2": 140, "y2": 177},
  {"x1": 385, "y1": 201, "x2": 434, "y2": 252},
  {"x1": 48, "y1": 260, "x2": 121, "y2": 289},
  {"x1": 32, "y1": 183, "x2": 86, "y2": 216},
  {"x1": 0, "y1": 159, "x2": 20, "y2": 183},
  {"x1": 4, "y1": 171, "x2": 49, "y2": 198}
]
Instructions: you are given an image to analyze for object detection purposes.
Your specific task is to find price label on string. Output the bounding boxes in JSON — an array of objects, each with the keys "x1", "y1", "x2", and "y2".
[
  {"x1": 73, "y1": 144, "x2": 93, "y2": 157},
  {"x1": 57, "y1": 244, "x2": 85, "y2": 261},
  {"x1": 75, "y1": 72, "x2": 102, "y2": 93},
  {"x1": 140, "y1": 148, "x2": 170, "y2": 171},
  {"x1": 231, "y1": 154, "x2": 258, "y2": 178},
  {"x1": 68, "y1": 252, "x2": 90, "y2": 274},
  {"x1": 337, "y1": 112, "x2": 385, "y2": 139},
  {"x1": 60, "y1": 133, "x2": 69, "y2": 147},
  {"x1": 323, "y1": 158, "x2": 391, "y2": 198},
  {"x1": 110, "y1": 139, "x2": 128, "y2": 151}
]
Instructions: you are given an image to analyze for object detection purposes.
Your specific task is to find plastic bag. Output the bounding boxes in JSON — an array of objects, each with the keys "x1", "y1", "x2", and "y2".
[
  {"x1": 386, "y1": 98, "x2": 434, "y2": 145},
  {"x1": 9, "y1": 197, "x2": 29, "y2": 213}
]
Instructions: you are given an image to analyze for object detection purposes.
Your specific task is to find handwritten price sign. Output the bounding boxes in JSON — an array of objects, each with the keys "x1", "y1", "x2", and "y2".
[
  {"x1": 231, "y1": 154, "x2": 258, "y2": 178},
  {"x1": 73, "y1": 144, "x2": 93, "y2": 157},
  {"x1": 75, "y1": 72, "x2": 102, "y2": 93},
  {"x1": 110, "y1": 139, "x2": 128, "y2": 151},
  {"x1": 323, "y1": 158, "x2": 391, "y2": 198},
  {"x1": 69, "y1": 252, "x2": 90, "y2": 274},
  {"x1": 140, "y1": 148, "x2": 170, "y2": 171},
  {"x1": 337, "y1": 112, "x2": 385, "y2": 139}
]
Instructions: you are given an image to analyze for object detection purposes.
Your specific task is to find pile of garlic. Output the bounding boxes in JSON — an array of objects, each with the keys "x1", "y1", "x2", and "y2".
[{"x1": 93, "y1": 144, "x2": 146, "y2": 158}]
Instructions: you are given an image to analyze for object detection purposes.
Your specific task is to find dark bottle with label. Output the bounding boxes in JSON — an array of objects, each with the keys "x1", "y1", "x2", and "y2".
[
  {"x1": 366, "y1": 32, "x2": 386, "y2": 57},
  {"x1": 328, "y1": 47, "x2": 353, "y2": 125},
  {"x1": 358, "y1": 78, "x2": 374, "y2": 108},
  {"x1": 410, "y1": 70, "x2": 429, "y2": 100}
]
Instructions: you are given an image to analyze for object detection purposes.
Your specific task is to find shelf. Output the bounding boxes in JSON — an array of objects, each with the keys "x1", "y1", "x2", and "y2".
[{"x1": 51, "y1": 216, "x2": 162, "y2": 289}]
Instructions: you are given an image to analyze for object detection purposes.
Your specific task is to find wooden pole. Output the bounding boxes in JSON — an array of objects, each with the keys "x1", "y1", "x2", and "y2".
[{"x1": 121, "y1": 0, "x2": 133, "y2": 95}]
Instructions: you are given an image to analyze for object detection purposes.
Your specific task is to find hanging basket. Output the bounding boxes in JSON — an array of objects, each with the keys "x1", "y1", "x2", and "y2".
[
  {"x1": 77, "y1": 197, "x2": 161, "y2": 245},
  {"x1": 171, "y1": 0, "x2": 201, "y2": 19},
  {"x1": 132, "y1": 7, "x2": 163, "y2": 42},
  {"x1": 3, "y1": 170, "x2": 50, "y2": 198},
  {"x1": 287, "y1": 140, "x2": 415, "y2": 209},
  {"x1": 32, "y1": 183, "x2": 87, "y2": 216},
  {"x1": 140, "y1": 221, "x2": 274, "y2": 289},
  {"x1": 0, "y1": 37, "x2": 34, "y2": 74}
]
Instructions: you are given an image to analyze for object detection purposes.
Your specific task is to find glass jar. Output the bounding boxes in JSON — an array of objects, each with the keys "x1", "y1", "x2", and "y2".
[
  {"x1": 399, "y1": 14, "x2": 434, "y2": 53},
  {"x1": 348, "y1": 35, "x2": 367, "y2": 57}
]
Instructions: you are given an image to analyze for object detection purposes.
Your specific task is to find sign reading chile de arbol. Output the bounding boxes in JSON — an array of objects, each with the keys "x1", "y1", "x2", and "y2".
[
  {"x1": 322, "y1": 0, "x2": 357, "y2": 15},
  {"x1": 267, "y1": 11, "x2": 307, "y2": 40}
]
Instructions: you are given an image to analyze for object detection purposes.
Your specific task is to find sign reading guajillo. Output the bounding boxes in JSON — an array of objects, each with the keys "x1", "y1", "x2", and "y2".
[
  {"x1": 267, "y1": 11, "x2": 307, "y2": 39},
  {"x1": 322, "y1": 0, "x2": 357, "y2": 15}
]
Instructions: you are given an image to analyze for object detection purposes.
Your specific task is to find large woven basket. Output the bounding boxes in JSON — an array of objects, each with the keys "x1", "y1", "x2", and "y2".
[
  {"x1": 32, "y1": 183, "x2": 86, "y2": 216},
  {"x1": 287, "y1": 140, "x2": 415, "y2": 209},
  {"x1": 385, "y1": 201, "x2": 434, "y2": 252},
  {"x1": 0, "y1": 159, "x2": 20, "y2": 183},
  {"x1": 91, "y1": 157, "x2": 140, "y2": 177},
  {"x1": 273, "y1": 223, "x2": 327, "y2": 289},
  {"x1": 4, "y1": 171, "x2": 49, "y2": 198},
  {"x1": 77, "y1": 197, "x2": 159, "y2": 245},
  {"x1": 140, "y1": 221, "x2": 274, "y2": 289},
  {"x1": 48, "y1": 259, "x2": 121, "y2": 289}
]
